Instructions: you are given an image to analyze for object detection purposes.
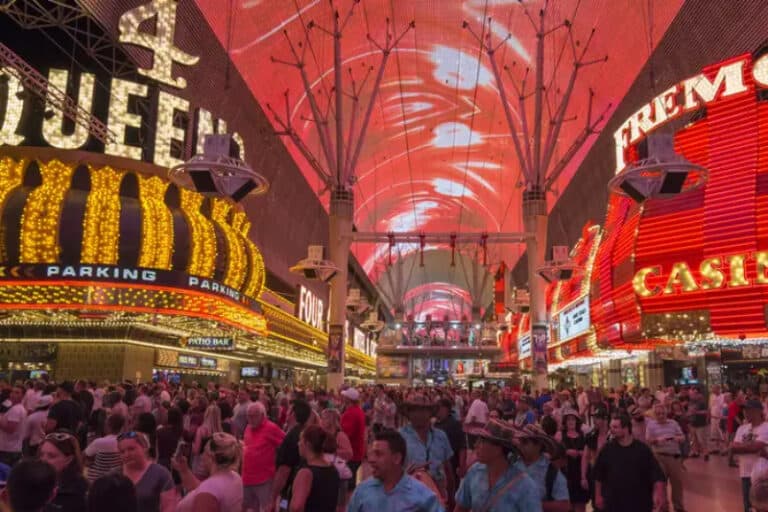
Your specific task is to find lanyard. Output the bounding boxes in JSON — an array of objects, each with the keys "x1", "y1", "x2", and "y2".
[{"x1": 423, "y1": 428, "x2": 433, "y2": 462}]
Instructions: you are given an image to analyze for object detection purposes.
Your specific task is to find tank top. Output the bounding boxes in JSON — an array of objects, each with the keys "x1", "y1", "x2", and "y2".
[
  {"x1": 303, "y1": 464, "x2": 340, "y2": 512},
  {"x1": 176, "y1": 470, "x2": 243, "y2": 512}
]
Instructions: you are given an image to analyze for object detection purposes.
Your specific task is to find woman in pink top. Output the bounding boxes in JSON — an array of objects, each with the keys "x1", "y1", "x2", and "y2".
[{"x1": 242, "y1": 402, "x2": 286, "y2": 512}]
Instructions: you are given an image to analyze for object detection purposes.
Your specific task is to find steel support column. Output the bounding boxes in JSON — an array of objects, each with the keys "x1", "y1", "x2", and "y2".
[
  {"x1": 523, "y1": 188, "x2": 548, "y2": 390},
  {"x1": 327, "y1": 188, "x2": 353, "y2": 390}
]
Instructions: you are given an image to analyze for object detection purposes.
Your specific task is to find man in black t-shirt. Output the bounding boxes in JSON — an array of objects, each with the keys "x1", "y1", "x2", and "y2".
[
  {"x1": 271, "y1": 399, "x2": 312, "y2": 508},
  {"x1": 45, "y1": 381, "x2": 84, "y2": 435},
  {"x1": 594, "y1": 414, "x2": 666, "y2": 512},
  {"x1": 688, "y1": 387, "x2": 709, "y2": 459},
  {"x1": 435, "y1": 398, "x2": 467, "y2": 479}
]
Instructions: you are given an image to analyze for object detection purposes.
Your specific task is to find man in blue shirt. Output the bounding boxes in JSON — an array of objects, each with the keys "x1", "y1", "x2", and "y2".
[
  {"x1": 455, "y1": 419, "x2": 541, "y2": 512},
  {"x1": 348, "y1": 429, "x2": 443, "y2": 512},
  {"x1": 399, "y1": 393, "x2": 455, "y2": 502},
  {"x1": 513, "y1": 424, "x2": 571, "y2": 512},
  {"x1": 514, "y1": 396, "x2": 536, "y2": 427}
]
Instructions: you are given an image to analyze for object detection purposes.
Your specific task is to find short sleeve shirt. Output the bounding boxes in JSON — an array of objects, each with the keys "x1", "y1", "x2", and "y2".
[
  {"x1": 399, "y1": 425, "x2": 454, "y2": 482},
  {"x1": 689, "y1": 398, "x2": 708, "y2": 428},
  {"x1": 513, "y1": 456, "x2": 569, "y2": 502},
  {"x1": 132, "y1": 463, "x2": 173, "y2": 512},
  {"x1": 47, "y1": 399, "x2": 83, "y2": 433},
  {"x1": 348, "y1": 473, "x2": 444, "y2": 512},
  {"x1": 456, "y1": 462, "x2": 542, "y2": 512},
  {"x1": 275, "y1": 425, "x2": 302, "y2": 498},
  {"x1": 0, "y1": 404, "x2": 26, "y2": 452},
  {"x1": 734, "y1": 422, "x2": 768, "y2": 478},
  {"x1": 593, "y1": 439, "x2": 665, "y2": 512}
]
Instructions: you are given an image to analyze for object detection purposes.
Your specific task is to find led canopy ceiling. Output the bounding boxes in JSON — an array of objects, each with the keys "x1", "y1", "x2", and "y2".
[{"x1": 196, "y1": 0, "x2": 683, "y2": 306}]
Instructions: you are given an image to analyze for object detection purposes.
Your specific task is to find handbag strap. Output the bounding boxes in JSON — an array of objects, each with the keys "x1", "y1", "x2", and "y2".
[{"x1": 479, "y1": 471, "x2": 527, "y2": 512}]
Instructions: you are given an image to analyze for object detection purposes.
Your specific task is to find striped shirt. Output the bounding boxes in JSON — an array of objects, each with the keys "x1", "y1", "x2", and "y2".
[
  {"x1": 84, "y1": 434, "x2": 122, "y2": 482},
  {"x1": 645, "y1": 419, "x2": 684, "y2": 455}
]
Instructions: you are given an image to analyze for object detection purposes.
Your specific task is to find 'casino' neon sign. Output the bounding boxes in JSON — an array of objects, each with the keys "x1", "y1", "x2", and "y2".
[
  {"x1": 632, "y1": 251, "x2": 768, "y2": 298},
  {"x1": 614, "y1": 55, "x2": 768, "y2": 174}
]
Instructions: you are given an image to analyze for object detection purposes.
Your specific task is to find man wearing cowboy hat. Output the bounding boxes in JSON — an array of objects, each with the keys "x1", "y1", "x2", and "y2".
[
  {"x1": 512, "y1": 424, "x2": 570, "y2": 512},
  {"x1": 399, "y1": 393, "x2": 455, "y2": 502},
  {"x1": 455, "y1": 419, "x2": 541, "y2": 511}
]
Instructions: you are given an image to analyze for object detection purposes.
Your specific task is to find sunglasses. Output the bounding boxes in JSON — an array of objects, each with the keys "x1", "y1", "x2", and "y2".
[{"x1": 118, "y1": 431, "x2": 148, "y2": 447}]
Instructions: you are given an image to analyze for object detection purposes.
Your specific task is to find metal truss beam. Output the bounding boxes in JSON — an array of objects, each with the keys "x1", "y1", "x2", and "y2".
[
  {"x1": 0, "y1": 42, "x2": 115, "y2": 144},
  {"x1": 353, "y1": 231, "x2": 530, "y2": 244},
  {"x1": 0, "y1": 0, "x2": 138, "y2": 79}
]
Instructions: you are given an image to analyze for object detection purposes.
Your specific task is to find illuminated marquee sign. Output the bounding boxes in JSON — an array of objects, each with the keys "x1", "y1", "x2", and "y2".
[
  {"x1": 297, "y1": 285, "x2": 325, "y2": 331},
  {"x1": 0, "y1": 264, "x2": 261, "y2": 312},
  {"x1": 556, "y1": 297, "x2": 590, "y2": 341},
  {"x1": 613, "y1": 55, "x2": 768, "y2": 173},
  {"x1": 178, "y1": 354, "x2": 198, "y2": 368},
  {"x1": 0, "y1": 0, "x2": 245, "y2": 167},
  {"x1": 184, "y1": 337, "x2": 234, "y2": 351},
  {"x1": 200, "y1": 357, "x2": 217, "y2": 369},
  {"x1": 632, "y1": 251, "x2": 768, "y2": 297},
  {"x1": 518, "y1": 334, "x2": 532, "y2": 359}
]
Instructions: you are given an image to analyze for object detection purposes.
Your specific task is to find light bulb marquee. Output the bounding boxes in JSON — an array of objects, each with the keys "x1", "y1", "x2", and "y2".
[
  {"x1": 0, "y1": 154, "x2": 268, "y2": 336},
  {"x1": 0, "y1": 0, "x2": 246, "y2": 169}
]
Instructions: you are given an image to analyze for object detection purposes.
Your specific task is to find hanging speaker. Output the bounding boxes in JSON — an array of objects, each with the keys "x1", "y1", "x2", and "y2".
[
  {"x1": 659, "y1": 171, "x2": 688, "y2": 194},
  {"x1": 619, "y1": 180, "x2": 647, "y2": 203}
]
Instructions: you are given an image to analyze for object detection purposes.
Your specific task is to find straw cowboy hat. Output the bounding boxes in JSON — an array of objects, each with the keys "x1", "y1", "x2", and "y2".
[
  {"x1": 514, "y1": 423, "x2": 560, "y2": 454},
  {"x1": 464, "y1": 419, "x2": 519, "y2": 449}
]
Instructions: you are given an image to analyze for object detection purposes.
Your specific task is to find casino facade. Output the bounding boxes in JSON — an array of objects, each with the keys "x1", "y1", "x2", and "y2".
[
  {"x1": 505, "y1": 52, "x2": 768, "y2": 392},
  {"x1": 0, "y1": 1, "x2": 377, "y2": 385}
]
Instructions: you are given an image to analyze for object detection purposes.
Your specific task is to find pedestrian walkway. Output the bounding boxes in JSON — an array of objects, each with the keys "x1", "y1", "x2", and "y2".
[
  {"x1": 363, "y1": 451, "x2": 743, "y2": 511},
  {"x1": 583, "y1": 455, "x2": 742, "y2": 512},
  {"x1": 678, "y1": 455, "x2": 742, "y2": 512}
]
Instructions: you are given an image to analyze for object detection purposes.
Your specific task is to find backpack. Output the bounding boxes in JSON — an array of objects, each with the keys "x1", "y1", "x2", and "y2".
[{"x1": 545, "y1": 462, "x2": 560, "y2": 501}]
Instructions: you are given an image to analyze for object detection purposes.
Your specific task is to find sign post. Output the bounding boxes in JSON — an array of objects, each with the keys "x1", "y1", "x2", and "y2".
[{"x1": 532, "y1": 324, "x2": 548, "y2": 377}]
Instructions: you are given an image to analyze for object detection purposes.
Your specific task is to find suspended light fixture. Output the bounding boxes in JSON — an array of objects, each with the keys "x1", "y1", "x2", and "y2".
[
  {"x1": 360, "y1": 311, "x2": 385, "y2": 333},
  {"x1": 537, "y1": 245, "x2": 583, "y2": 283},
  {"x1": 608, "y1": 133, "x2": 708, "y2": 203},
  {"x1": 169, "y1": 134, "x2": 269, "y2": 202},
  {"x1": 289, "y1": 245, "x2": 339, "y2": 282}
]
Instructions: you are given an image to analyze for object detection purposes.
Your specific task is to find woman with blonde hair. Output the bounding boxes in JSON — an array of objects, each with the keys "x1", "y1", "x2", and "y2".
[
  {"x1": 192, "y1": 404, "x2": 223, "y2": 478},
  {"x1": 319, "y1": 409, "x2": 354, "y2": 511},
  {"x1": 174, "y1": 432, "x2": 243, "y2": 512},
  {"x1": 320, "y1": 409, "x2": 353, "y2": 460}
]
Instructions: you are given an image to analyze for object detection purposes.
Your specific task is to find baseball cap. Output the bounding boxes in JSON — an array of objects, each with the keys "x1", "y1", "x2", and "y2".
[{"x1": 341, "y1": 388, "x2": 360, "y2": 401}]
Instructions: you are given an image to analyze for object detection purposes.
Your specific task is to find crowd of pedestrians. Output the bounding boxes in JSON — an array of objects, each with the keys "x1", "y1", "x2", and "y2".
[{"x1": 0, "y1": 376, "x2": 761, "y2": 511}]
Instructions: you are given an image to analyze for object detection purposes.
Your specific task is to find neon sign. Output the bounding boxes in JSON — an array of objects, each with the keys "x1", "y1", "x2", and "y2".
[
  {"x1": 614, "y1": 55, "x2": 768, "y2": 173},
  {"x1": 632, "y1": 252, "x2": 768, "y2": 298},
  {"x1": 297, "y1": 285, "x2": 325, "y2": 331},
  {"x1": 0, "y1": 0, "x2": 245, "y2": 168}
]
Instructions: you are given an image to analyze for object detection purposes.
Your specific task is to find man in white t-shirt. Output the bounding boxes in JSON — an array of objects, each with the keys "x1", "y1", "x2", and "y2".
[
  {"x1": 0, "y1": 385, "x2": 28, "y2": 466},
  {"x1": 22, "y1": 382, "x2": 42, "y2": 413},
  {"x1": 709, "y1": 385, "x2": 725, "y2": 454},
  {"x1": 132, "y1": 385, "x2": 153, "y2": 416},
  {"x1": 464, "y1": 390, "x2": 489, "y2": 425},
  {"x1": 733, "y1": 399, "x2": 768, "y2": 512}
]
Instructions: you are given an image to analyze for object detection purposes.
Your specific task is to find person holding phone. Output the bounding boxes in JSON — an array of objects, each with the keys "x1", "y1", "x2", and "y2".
[
  {"x1": 173, "y1": 432, "x2": 243, "y2": 512},
  {"x1": 646, "y1": 403, "x2": 685, "y2": 512}
]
